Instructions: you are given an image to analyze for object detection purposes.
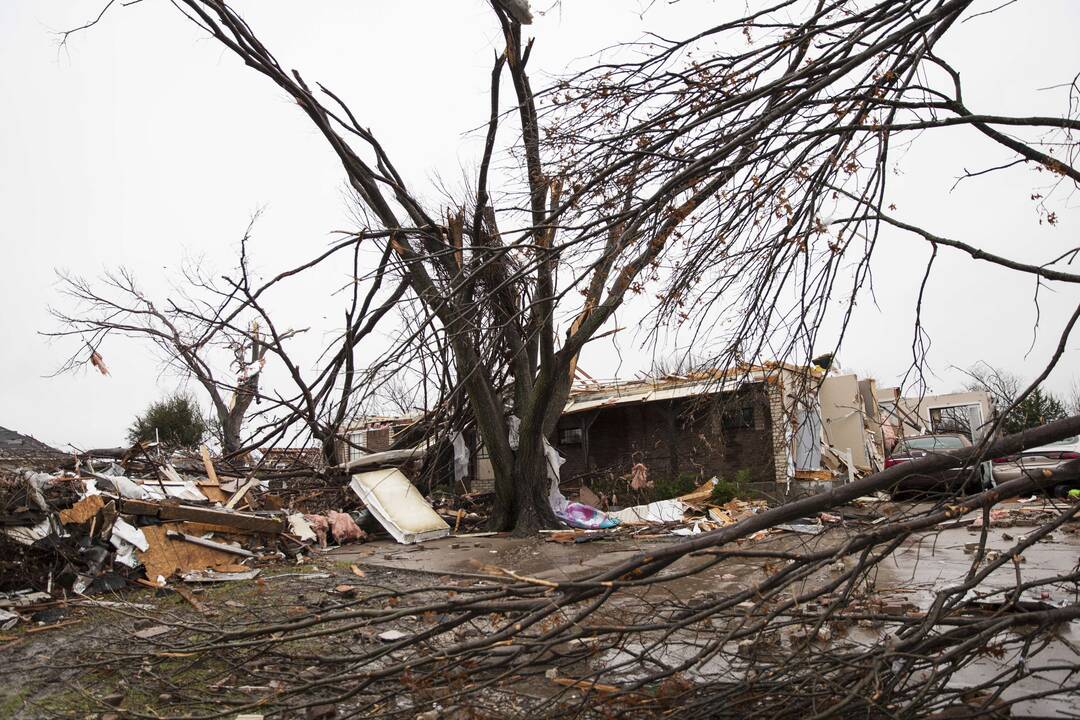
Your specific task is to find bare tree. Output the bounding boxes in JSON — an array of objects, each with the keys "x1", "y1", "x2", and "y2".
[
  {"x1": 65, "y1": 0, "x2": 1080, "y2": 540},
  {"x1": 964, "y1": 362, "x2": 1023, "y2": 408},
  {"x1": 1068, "y1": 376, "x2": 1080, "y2": 416},
  {"x1": 44, "y1": 1, "x2": 1080, "y2": 717},
  {"x1": 48, "y1": 265, "x2": 281, "y2": 456},
  {"x1": 48, "y1": 224, "x2": 409, "y2": 464}
]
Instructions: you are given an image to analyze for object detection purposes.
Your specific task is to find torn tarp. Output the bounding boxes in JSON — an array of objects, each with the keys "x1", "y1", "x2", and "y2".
[{"x1": 540, "y1": 429, "x2": 619, "y2": 529}]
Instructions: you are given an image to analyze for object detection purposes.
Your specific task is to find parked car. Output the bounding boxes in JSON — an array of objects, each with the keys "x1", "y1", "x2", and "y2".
[
  {"x1": 885, "y1": 433, "x2": 992, "y2": 498},
  {"x1": 991, "y1": 435, "x2": 1080, "y2": 496}
]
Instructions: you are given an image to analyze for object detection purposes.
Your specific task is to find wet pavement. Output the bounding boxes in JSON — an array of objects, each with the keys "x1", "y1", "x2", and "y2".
[
  {"x1": 329, "y1": 502, "x2": 1080, "y2": 716},
  {"x1": 877, "y1": 517, "x2": 1080, "y2": 717}
]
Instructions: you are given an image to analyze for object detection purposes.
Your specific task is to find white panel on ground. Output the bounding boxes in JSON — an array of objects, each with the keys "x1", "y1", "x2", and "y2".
[{"x1": 349, "y1": 468, "x2": 450, "y2": 544}]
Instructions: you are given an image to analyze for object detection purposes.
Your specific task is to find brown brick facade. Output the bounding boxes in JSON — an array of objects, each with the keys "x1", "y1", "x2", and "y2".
[{"x1": 554, "y1": 383, "x2": 780, "y2": 487}]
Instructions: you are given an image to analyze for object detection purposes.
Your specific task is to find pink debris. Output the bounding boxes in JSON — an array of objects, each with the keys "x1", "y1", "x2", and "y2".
[
  {"x1": 305, "y1": 514, "x2": 332, "y2": 547},
  {"x1": 630, "y1": 463, "x2": 652, "y2": 490},
  {"x1": 327, "y1": 510, "x2": 367, "y2": 544}
]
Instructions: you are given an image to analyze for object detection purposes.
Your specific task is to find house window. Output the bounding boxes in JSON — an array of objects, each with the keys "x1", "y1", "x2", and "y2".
[
  {"x1": 930, "y1": 404, "x2": 984, "y2": 439},
  {"x1": 559, "y1": 427, "x2": 583, "y2": 445},
  {"x1": 347, "y1": 430, "x2": 368, "y2": 463}
]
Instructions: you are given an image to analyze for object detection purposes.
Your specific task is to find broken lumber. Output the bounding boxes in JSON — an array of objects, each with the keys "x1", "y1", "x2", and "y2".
[
  {"x1": 119, "y1": 499, "x2": 283, "y2": 534},
  {"x1": 137, "y1": 524, "x2": 249, "y2": 580},
  {"x1": 165, "y1": 531, "x2": 255, "y2": 558},
  {"x1": 224, "y1": 479, "x2": 258, "y2": 510},
  {"x1": 333, "y1": 441, "x2": 432, "y2": 474},
  {"x1": 199, "y1": 445, "x2": 219, "y2": 486},
  {"x1": 59, "y1": 495, "x2": 106, "y2": 525}
]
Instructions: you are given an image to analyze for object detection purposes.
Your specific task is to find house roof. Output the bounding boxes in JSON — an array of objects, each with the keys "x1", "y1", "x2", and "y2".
[
  {"x1": 564, "y1": 362, "x2": 819, "y2": 415},
  {"x1": 0, "y1": 426, "x2": 63, "y2": 456}
]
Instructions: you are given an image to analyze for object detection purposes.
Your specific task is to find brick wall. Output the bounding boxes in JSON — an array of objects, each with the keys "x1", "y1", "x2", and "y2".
[
  {"x1": 365, "y1": 427, "x2": 392, "y2": 453},
  {"x1": 555, "y1": 383, "x2": 779, "y2": 487},
  {"x1": 767, "y1": 381, "x2": 791, "y2": 486}
]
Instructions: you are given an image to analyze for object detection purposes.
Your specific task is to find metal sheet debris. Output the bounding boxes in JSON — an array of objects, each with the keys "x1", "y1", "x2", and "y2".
[{"x1": 180, "y1": 569, "x2": 261, "y2": 583}]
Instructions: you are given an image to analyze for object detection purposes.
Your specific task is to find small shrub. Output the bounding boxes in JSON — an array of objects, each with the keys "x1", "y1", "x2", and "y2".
[
  {"x1": 128, "y1": 392, "x2": 207, "y2": 450},
  {"x1": 710, "y1": 475, "x2": 748, "y2": 504},
  {"x1": 709, "y1": 478, "x2": 738, "y2": 504},
  {"x1": 650, "y1": 472, "x2": 699, "y2": 501}
]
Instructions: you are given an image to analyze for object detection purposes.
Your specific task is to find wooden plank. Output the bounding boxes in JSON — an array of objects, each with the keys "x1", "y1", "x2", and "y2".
[
  {"x1": 172, "y1": 521, "x2": 256, "y2": 536},
  {"x1": 159, "y1": 464, "x2": 186, "y2": 484},
  {"x1": 119, "y1": 499, "x2": 283, "y2": 534},
  {"x1": 173, "y1": 585, "x2": 210, "y2": 615},
  {"x1": 26, "y1": 620, "x2": 82, "y2": 634},
  {"x1": 199, "y1": 445, "x2": 219, "y2": 486},
  {"x1": 225, "y1": 479, "x2": 258, "y2": 510},
  {"x1": 199, "y1": 485, "x2": 230, "y2": 504}
]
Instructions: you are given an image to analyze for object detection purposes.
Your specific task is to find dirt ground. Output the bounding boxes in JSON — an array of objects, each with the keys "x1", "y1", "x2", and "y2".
[
  {"x1": 0, "y1": 530, "x2": 805, "y2": 718},
  {"x1": 1, "y1": 501, "x2": 1077, "y2": 718}
]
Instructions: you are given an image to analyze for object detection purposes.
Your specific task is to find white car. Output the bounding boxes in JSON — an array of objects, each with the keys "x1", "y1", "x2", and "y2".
[{"x1": 991, "y1": 435, "x2": 1080, "y2": 493}]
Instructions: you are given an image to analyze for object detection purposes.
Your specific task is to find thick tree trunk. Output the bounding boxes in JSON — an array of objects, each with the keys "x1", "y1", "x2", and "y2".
[
  {"x1": 507, "y1": 431, "x2": 560, "y2": 536},
  {"x1": 488, "y1": 354, "x2": 580, "y2": 534},
  {"x1": 488, "y1": 433, "x2": 559, "y2": 535},
  {"x1": 321, "y1": 436, "x2": 339, "y2": 468},
  {"x1": 221, "y1": 416, "x2": 243, "y2": 456}
]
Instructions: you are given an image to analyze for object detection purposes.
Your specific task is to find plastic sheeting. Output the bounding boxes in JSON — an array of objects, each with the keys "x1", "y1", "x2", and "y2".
[
  {"x1": 110, "y1": 517, "x2": 149, "y2": 568},
  {"x1": 609, "y1": 499, "x2": 688, "y2": 525},
  {"x1": 452, "y1": 432, "x2": 469, "y2": 487},
  {"x1": 556, "y1": 502, "x2": 620, "y2": 529},
  {"x1": 535, "y1": 419, "x2": 619, "y2": 529}
]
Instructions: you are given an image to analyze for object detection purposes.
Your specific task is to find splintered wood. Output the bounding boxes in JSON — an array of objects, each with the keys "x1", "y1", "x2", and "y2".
[
  {"x1": 59, "y1": 495, "x2": 106, "y2": 525},
  {"x1": 199, "y1": 445, "x2": 219, "y2": 486},
  {"x1": 137, "y1": 524, "x2": 248, "y2": 580}
]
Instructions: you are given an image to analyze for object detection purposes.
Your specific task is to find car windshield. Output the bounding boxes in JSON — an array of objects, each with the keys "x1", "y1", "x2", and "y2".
[
  {"x1": 1043, "y1": 435, "x2": 1079, "y2": 446},
  {"x1": 901, "y1": 436, "x2": 966, "y2": 451}
]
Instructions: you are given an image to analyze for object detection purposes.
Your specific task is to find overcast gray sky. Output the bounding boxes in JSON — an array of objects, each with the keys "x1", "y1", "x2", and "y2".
[{"x1": 3, "y1": 0, "x2": 1079, "y2": 450}]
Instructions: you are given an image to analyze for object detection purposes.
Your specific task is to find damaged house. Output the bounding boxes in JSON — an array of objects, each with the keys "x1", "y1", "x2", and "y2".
[
  {"x1": 875, "y1": 387, "x2": 996, "y2": 448},
  {"x1": 339, "y1": 415, "x2": 425, "y2": 464},
  {"x1": 552, "y1": 364, "x2": 888, "y2": 500},
  {"x1": 340, "y1": 363, "x2": 893, "y2": 505}
]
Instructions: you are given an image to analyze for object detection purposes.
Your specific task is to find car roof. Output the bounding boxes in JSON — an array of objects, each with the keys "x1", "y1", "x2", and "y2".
[
  {"x1": 1021, "y1": 435, "x2": 1080, "y2": 453},
  {"x1": 902, "y1": 433, "x2": 966, "y2": 441}
]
